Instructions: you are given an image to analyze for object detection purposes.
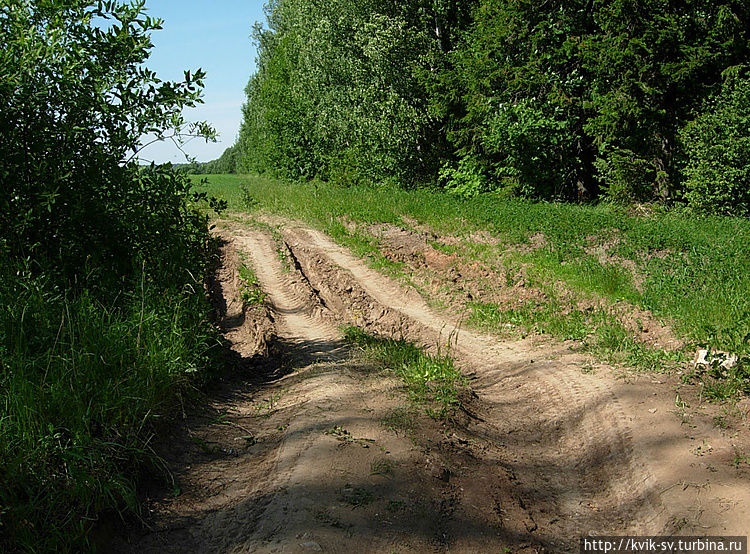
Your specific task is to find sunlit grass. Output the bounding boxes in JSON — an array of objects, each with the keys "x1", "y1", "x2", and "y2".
[
  {"x1": 195, "y1": 174, "x2": 750, "y2": 360},
  {"x1": 343, "y1": 326, "x2": 466, "y2": 420},
  {"x1": 194, "y1": 171, "x2": 750, "y2": 399}
]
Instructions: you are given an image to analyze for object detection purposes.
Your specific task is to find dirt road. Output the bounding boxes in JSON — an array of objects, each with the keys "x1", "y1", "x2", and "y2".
[{"x1": 106, "y1": 215, "x2": 749, "y2": 553}]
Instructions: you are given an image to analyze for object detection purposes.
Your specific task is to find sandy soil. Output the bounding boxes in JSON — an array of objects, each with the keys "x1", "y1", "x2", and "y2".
[{"x1": 101, "y1": 215, "x2": 750, "y2": 553}]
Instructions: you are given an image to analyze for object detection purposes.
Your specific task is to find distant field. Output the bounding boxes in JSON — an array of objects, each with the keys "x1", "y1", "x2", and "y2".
[{"x1": 194, "y1": 174, "x2": 750, "y2": 362}]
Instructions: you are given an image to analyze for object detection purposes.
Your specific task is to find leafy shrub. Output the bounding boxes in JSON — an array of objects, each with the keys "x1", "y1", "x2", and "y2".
[
  {"x1": 438, "y1": 156, "x2": 490, "y2": 198},
  {"x1": 594, "y1": 148, "x2": 657, "y2": 204},
  {"x1": 0, "y1": 0, "x2": 215, "y2": 295},
  {"x1": 328, "y1": 148, "x2": 373, "y2": 188},
  {"x1": 681, "y1": 74, "x2": 750, "y2": 216},
  {"x1": 0, "y1": 2, "x2": 221, "y2": 551},
  {"x1": 481, "y1": 99, "x2": 576, "y2": 200}
]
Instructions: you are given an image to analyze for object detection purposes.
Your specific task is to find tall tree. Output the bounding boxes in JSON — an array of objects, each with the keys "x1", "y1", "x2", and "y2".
[
  {"x1": 239, "y1": 0, "x2": 477, "y2": 186},
  {"x1": 239, "y1": 0, "x2": 750, "y2": 207},
  {"x1": 442, "y1": 0, "x2": 750, "y2": 201},
  {"x1": 582, "y1": 0, "x2": 750, "y2": 202}
]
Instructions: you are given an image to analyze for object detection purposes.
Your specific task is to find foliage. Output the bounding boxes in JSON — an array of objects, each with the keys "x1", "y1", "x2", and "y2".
[
  {"x1": 189, "y1": 143, "x2": 244, "y2": 175},
  {"x1": 592, "y1": 148, "x2": 656, "y2": 204},
  {"x1": 237, "y1": 0, "x2": 476, "y2": 186},
  {"x1": 237, "y1": 0, "x2": 750, "y2": 206},
  {"x1": 681, "y1": 73, "x2": 750, "y2": 216},
  {"x1": 438, "y1": 156, "x2": 490, "y2": 198},
  {"x1": 441, "y1": 0, "x2": 750, "y2": 202},
  {"x1": 238, "y1": 263, "x2": 267, "y2": 305},
  {"x1": 481, "y1": 98, "x2": 577, "y2": 199},
  {"x1": 0, "y1": 0, "x2": 216, "y2": 293},
  {"x1": 0, "y1": 1, "x2": 220, "y2": 550},
  {"x1": 440, "y1": 0, "x2": 591, "y2": 200}
]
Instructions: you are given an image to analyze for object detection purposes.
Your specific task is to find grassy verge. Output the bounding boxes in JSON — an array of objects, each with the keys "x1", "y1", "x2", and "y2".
[
  {"x1": 194, "y1": 174, "x2": 750, "y2": 390},
  {"x1": 0, "y1": 270, "x2": 218, "y2": 551},
  {"x1": 343, "y1": 327, "x2": 465, "y2": 420}
]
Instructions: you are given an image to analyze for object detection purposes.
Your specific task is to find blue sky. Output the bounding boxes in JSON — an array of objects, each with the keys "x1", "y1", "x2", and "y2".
[{"x1": 138, "y1": 1, "x2": 267, "y2": 164}]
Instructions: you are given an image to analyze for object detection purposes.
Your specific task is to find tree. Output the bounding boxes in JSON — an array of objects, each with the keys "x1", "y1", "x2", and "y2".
[
  {"x1": 436, "y1": 0, "x2": 750, "y2": 202},
  {"x1": 581, "y1": 0, "x2": 750, "y2": 202},
  {"x1": 0, "y1": 0, "x2": 216, "y2": 292},
  {"x1": 238, "y1": 0, "x2": 476, "y2": 187},
  {"x1": 0, "y1": 3, "x2": 222, "y2": 549},
  {"x1": 681, "y1": 72, "x2": 750, "y2": 216},
  {"x1": 238, "y1": 0, "x2": 750, "y2": 206}
]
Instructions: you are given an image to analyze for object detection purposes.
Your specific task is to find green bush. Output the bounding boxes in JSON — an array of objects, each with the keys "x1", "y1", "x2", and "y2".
[
  {"x1": 480, "y1": 98, "x2": 576, "y2": 200},
  {"x1": 0, "y1": 0, "x2": 216, "y2": 294},
  {"x1": 0, "y1": 2, "x2": 221, "y2": 550},
  {"x1": 328, "y1": 148, "x2": 373, "y2": 188},
  {"x1": 438, "y1": 156, "x2": 491, "y2": 199},
  {"x1": 595, "y1": 148, "x2": 657, "y2": 204},
  {"x1": 681, "y1": 74, "x2": 750, "y2": 217}
]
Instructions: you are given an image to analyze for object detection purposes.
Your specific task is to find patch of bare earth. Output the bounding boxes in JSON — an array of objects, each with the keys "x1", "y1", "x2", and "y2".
[
  {"x1": 365, "y1": 218, "x2": 681, "y2": 351},
  {"x1": 103, "y1": 215, "x2": 750, "y2": 553}
]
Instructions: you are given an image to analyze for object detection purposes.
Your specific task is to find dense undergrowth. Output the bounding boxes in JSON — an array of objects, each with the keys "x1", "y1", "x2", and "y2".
[
  {"x1": 1, "y1": 3, "x2": 222, "y2": 551},
  {"x1": 197, "y1": 174, "x2": 750, "y2": 393},
  {"x1": 0, "y1": 183, "x2": 222, "y2": 554},
  {"x1": 0, "y1": 273, "x2": 219, "y2": 552}
]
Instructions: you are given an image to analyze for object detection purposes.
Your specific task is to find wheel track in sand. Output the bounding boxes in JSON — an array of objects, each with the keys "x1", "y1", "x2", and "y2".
[
  {"x1": 110, "y1": 217, "x2": 749, "y2": 554},
  {"x1": 184, "y1": 231, "x2": 350, "y2": 553},
  {"x1": 231, "y1": 231, "x2": 343, "y2": 361},
  {"x1": 226, "y1": 215, "x2": 750, "y2": 543},
  {"x1": 279, "y1": 222, "x2": 667, "y2": 548},
  {"x1": 208, "y1": 225, "x2": 528, "y2": 552}
]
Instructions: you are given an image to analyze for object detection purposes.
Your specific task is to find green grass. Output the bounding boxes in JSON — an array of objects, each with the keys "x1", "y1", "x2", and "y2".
[
  {"x1": 467, "y1": 298, "x2": 601, "y2": 340},
  {"x1": 0, "y1": 272, "x2": 218, "y2": 552},
  {"x1": 237, "y1": 261, "x2": 266, "y2": 306},
  {"x1": 684, "y1": 354, "x2": 750, "y2": 401},
  {"x1": 195, "y1": 172, "x2": 749, "y2": 396},
  {"x1": 381, "y1": 406, "x2": 417, "y2": 437},
  {"x1": 585, "y1": 319, "x2": 686, "y2": 373},
  {"x1": 195, "y1": 174, "x2": 750, "y2": 359},
  {"x1": 343, "y1": 326, "x2": 466, "y2": 420}
]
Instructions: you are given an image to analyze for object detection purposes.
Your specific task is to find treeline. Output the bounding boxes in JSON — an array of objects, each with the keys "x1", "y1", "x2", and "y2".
[
  {"x1": 1, "y1": 1, "x2": 219, "y2": 550},
  {"x1": 183, "y1": 143, "x2": 244, "y2": 175},
  {"x1": 228, "y1": 0, "x2": 750, "y2": 215}
]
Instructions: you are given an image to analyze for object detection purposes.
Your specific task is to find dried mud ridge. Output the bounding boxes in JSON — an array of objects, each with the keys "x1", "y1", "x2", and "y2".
[{"x1": 105, "y1": 216, "x2": 749, "y2": 554}]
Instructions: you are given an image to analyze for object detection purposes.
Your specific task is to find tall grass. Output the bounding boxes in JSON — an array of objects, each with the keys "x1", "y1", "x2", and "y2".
[
  {"x1": 196, "y1": 174, "x2": 750, "y2": 358},
  {"x1": 0, "y1": 270, "x2": 218, "y2": 552}
]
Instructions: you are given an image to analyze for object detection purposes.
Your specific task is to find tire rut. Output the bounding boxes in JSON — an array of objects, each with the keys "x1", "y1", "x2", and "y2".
[
  {"x1": 231, "y1": 231, "x2": 344, "y2": 361},
  {"x1": 279, "y1": 222, "x2": 668, "y2": 548},
  {"x1": 110, "y1": 216, "x2": 747, "y2": 554}
]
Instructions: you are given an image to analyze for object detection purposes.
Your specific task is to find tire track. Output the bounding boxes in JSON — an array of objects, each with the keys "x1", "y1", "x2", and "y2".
[
  {"x1": 280, "y1": 222, "x2": 667, "y2": 547},
  {"x1": 112, "y1": 219, "x2": 748, "y2": 554},
  {"x1": 231, "y1": 231, "x2": 343, "y2": 361}
]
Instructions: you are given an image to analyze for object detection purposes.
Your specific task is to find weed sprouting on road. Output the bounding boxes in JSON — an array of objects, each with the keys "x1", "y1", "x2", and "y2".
[
  {"x1": 343, "y1": 326, "x2": 466, "y2": 420},
  {"x1": 238, "y1": 262, "x2": 267, "y2": 306}
]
